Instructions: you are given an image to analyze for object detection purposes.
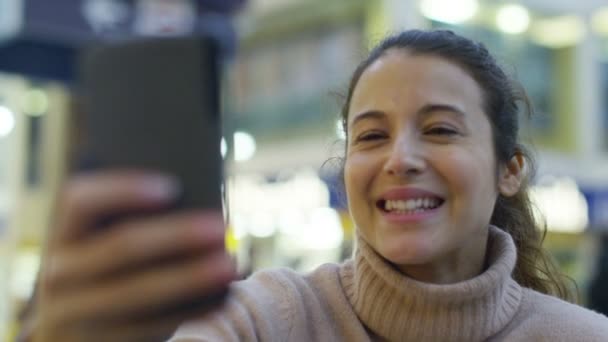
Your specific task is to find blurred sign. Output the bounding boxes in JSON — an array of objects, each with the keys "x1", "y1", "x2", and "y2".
[
  {"x1": 82, "y1": 0, "x2": 131, "y2": 34},
  {"x1": 0, "y1": 0, "x2": 23, "y2": 41},
  {"x1": 0, "y1": 0, "x2": 244, "y2": 44},
  {"x1": 133, "y1": 0, "x2": 196, "y2": 36},
  {"x1": 582, "y1": 188, "x2": 608, "y2": 230},
  {"x1": 21, "y1": 0, "x2": 203, "y2": 43},
  {"x1": 0, "y1": 0, "x2": 243, "y2": 81}
]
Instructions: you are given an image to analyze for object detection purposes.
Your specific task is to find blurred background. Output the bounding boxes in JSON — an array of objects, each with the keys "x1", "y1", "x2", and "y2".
[{"x1": 1, "y1": 0, "x2": 608, "y2": 340}]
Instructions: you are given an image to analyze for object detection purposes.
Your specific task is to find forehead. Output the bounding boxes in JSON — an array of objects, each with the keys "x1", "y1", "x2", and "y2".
[{"x1": 348, "y1": 50, "x2": 485, "y2": 123}]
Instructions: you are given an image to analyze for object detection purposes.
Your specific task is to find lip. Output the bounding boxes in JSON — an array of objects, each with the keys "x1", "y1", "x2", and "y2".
[
  {"x1": 379, "y1": 187, "x2": 444, "y2": 201},
  {"x1": 381, "y1": 206, "x2": 442, "y2": 223}
]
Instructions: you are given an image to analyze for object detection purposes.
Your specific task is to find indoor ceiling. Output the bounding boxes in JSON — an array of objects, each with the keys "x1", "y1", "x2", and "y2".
[{"x1": 519, "y1": 0, "x2": 608, "y2": 14}]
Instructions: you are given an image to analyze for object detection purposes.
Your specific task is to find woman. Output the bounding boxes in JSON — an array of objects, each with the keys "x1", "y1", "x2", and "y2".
[{"x1": 32, "y1": 30, "x2": 608, "y2": 341}]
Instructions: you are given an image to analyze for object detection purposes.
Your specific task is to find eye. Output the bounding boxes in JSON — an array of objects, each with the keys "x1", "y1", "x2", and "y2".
[
  {"x1": 425, "y1": 126, "x2": 458, "y2": 136},
  {"x1": 355, "y1": 131, "x2": 387, "y2": 142}
]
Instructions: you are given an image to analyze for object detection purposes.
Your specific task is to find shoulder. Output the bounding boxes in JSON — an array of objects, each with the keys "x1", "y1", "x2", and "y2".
[
  {"x1": 236, "y1": 262, "x2": 348, "y2": 314},
  {"x1": 236, "y1": 262, "x2": 343, "y2": 299},
  {"x1": 170, "y1": 263, "x2": 345, "y2": 341},
  {"x1": 517, "y1": 288, "x2": 608, "y2": 339}
]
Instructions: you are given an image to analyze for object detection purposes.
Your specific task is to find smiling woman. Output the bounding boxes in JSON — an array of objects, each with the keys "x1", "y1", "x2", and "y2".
[
  {"x1": 339, "y1": 30, "x2": 569, "y2": 296},
  {"x1": 174, "y1": 30, "x2": 608, "y2": 342}
]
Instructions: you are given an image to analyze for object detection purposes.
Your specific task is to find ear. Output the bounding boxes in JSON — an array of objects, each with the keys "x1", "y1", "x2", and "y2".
[{"x1": 498, "y1": 153, "x2": 524, "y2": 197}]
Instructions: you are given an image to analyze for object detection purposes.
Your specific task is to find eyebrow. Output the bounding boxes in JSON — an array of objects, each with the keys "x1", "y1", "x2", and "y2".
[
  {"x1": 350, "y1": 103, "x2": 466, "y2": 127},
  {"x1": 350, "y1": 110, "x2": 386, "y2": 127},
  {"x1": 418, "y1": 104, "x2": 466, "y2": 118}
]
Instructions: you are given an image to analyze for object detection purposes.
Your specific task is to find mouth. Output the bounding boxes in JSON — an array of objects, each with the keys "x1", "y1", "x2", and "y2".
[{"x1": 376, "y1": 197, "x2": 445, "y2": 214}]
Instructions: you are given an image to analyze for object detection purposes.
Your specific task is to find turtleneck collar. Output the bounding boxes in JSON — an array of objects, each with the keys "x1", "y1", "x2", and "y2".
[{"x1": 340, "y1": 226, "x2": 522, "y2": 341}]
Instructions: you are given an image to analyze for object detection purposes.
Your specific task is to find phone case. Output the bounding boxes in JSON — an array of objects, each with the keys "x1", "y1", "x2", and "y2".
[{"x1": 75, "y1": 37, "x2": 223, "y2": 210}]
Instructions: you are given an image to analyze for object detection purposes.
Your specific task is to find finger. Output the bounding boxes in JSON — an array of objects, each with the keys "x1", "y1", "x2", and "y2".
[
  {"x1": 54, "y1": 251, "x2": 236, "y2": 324},
  {"x1": 107, "y1": 302, "x2": 226, "y2": 342},
  {"x1": 47, "y1": 211, "x2": 226, "y2": 292},
  {"x1": 54, "y1": 290, "x2": 226, "y2": 342},
  {"x1": 72, "y1": 306, "x2": 211, "y2": 342},
  {"x1": 54, "y1": 170, "x2": 179, "y2": 246},
  {"x1": 106, "y1": 315, "x2": 192, "y2": 342}
]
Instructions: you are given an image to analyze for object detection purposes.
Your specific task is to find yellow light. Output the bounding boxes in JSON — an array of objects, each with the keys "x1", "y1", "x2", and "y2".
[
  {"x1": 591, "y1": 7, "x2": 608, "y2": 36},
  {"x1": 419, "y1": 0, "x2": 479, "y2": 24},
  {"x1": 234, "y1": 131, "x2": 256, "y2": 162},
  {"x1": 496, "y1": 4, "x2": 530, "y2": 34},
  {"x1": 336, "y1": 119, "x2": 345, "y2": 140},
  {"x1": 249, "y1": 211, "x2": 276, "y2": 238},
  {"x1": 307, "y1": 207, "x2": 344, "y2": 250},
  {"x1": 0, "y1": 105, "x2": 15, "y2": 138},
  {"x1": 530, "y1": 177, "x2": 588, "y2": 233},
  {"x1": 22, "y1": 88, "x2": 49, "y2": 116},
  {"x1": 10, "y1": 250, "x2": 41, "y2": 300},
  {"x1": 277, "y1": 207, "x2": 344, "y2": 250},
  {"x1": 220, "y1": 137, "x2": 227, "y2": 159},
  {"x1": 225, "y1": 225, "x2": 239, "y2": 254},
  {"x1": 530, "y1": 16, "x2": 586, "y2": 48}
]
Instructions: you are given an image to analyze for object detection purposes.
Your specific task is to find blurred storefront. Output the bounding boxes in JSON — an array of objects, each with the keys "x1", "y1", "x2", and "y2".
[
  {"x1": 0, "y1": 0, "x2": 240, "y2": 339},
  {"x1": 232, "y1": 0, "x2": 608, "y2": 264},
  {"x1": 0, "y1": 73, "x2": 70, "y2": 340},
  {"x1": 227, "y1": 0, "x2": 608, "y2": 310},
  {"x1": 2, "y1": 0, "x2": 608, "y2": 339}
]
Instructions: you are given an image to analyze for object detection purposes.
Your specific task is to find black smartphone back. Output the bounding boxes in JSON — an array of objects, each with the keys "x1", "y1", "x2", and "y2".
[{"x1": 76, "y1": 37, "x2": 222, "y2": 210}]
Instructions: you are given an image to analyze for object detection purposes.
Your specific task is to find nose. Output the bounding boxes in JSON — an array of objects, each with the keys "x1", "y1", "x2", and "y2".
[{"x1": 383, "y1": 134, "x2": 426, "y2": 177}]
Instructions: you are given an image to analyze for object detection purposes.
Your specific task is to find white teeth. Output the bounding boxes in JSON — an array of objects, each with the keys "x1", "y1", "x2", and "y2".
[
  {"x1": 405, "y1": 199, "x2": 416, "y2": 210},
  {"x1": 384, "y1": 198, "x2": 440, "y2": 212},
  {"x1": 397, "y1": 201, "x2": 405, "y2": 210}
]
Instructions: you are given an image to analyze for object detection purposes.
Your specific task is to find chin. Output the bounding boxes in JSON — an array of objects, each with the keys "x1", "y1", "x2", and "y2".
[{"x1": 376, "y1": 235, "x2": 438, "y2": 267}]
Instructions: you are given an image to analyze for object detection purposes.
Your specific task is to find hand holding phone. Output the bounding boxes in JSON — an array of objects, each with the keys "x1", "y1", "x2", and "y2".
[
  {"x1": 34, "y1": 172, "x2": 236, "y2": 342},
  {"x1": 32, "y1": 38, "x2": 236, "y2": 342}
]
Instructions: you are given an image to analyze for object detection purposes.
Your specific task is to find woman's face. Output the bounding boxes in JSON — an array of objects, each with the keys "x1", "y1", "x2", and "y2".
[{"x1": 344, "y1": 50, "x2": 516, "y2": 283}]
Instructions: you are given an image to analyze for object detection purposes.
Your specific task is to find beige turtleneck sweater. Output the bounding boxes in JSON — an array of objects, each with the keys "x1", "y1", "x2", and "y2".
[{"x1": 171, "y1": 226, "x2": 608, "y2": 341}]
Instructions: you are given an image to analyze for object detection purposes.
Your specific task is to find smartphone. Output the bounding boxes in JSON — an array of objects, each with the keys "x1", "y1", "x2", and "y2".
[
  {"x1": 73, "y1": 37, "x2": 228, "y2": 317},
  {"x1": 74, "y1": 37, "x2": 223, "y2": 211}
]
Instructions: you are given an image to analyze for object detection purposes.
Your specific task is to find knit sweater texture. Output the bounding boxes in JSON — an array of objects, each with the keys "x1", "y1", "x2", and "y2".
[{"x1": 170, "y1": 226, "x2": 608, "y2": 341}]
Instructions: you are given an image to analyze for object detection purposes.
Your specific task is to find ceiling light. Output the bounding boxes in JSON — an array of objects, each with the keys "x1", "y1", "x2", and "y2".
[
  {"x1": 335, "y1": 119, "x2": 345, "y2": 140},
  {"x1": 530, "y1": 177, "x2": 588, "y2": 233},
  {"x1": 591, "y1": 7, "x2": 608, "y2": 37},
  {"x1": 22, "y1": 88, "x2": 48, "y2": 116},
  {"x1": 530, "y1": 16, "x2": 586, "y2": 48},
  {"x1": 496, "y1": 4, "x2": 530, "y2": 34},
  {"x1": 419, "y1": 0, "x2": 479, "y2": 24},
  {"x1": 220, "y1": 137, "x2": 227, "y2": 159},
  {"x1": 0, "y1": 105, "x2": 16, "y2": 138},
  {"x1": 234, "y1": 131, "x2": 256, "y2": 162}
]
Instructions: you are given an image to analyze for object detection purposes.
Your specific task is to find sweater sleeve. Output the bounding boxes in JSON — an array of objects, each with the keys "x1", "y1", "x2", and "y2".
[{"x1": 168, "y1": 270, "x2": 294, "y2": 342}]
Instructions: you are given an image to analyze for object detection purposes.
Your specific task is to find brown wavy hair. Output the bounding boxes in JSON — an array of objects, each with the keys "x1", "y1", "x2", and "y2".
[{"x1": 338, "y1": 29, "x2": 575, "y2": 302}]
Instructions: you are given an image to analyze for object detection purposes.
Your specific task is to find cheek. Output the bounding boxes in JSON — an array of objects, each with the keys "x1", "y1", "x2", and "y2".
[
  {"x1": 343, "y1": 156, "x2": 362, "y2": 197},
  {"x1": 439, "y1": 150, "x2": 497, "y2": 197},
  {"x1": 344, "y1": 154, "x2": 376, "y2": 203}
]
